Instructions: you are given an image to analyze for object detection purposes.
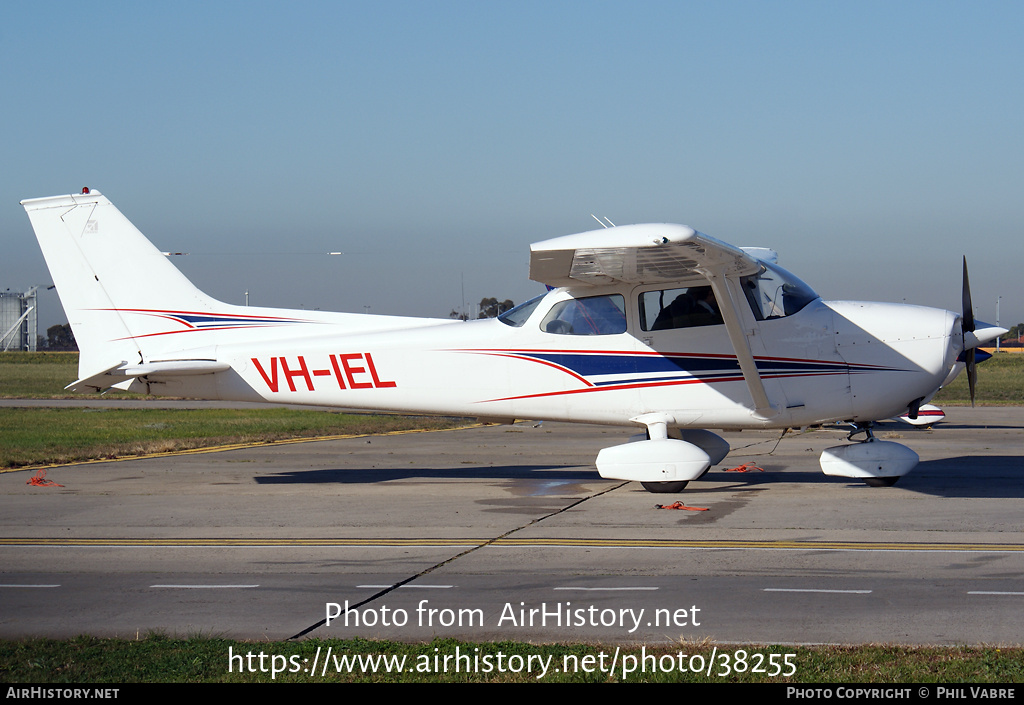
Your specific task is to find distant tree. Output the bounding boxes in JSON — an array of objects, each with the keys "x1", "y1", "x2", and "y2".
[
  {"x1": 477, "y1": 297, "x2": 514, "y2": 319},
  {"x1": 1001, "y1": 323, "x2": 1024, "y2": 347},
  {"x1": 46, "y1": 323, "x2": 77, "y2": 351},
  {"x1": 449, "y1": 309, "x2": 469, "y2": 321}
]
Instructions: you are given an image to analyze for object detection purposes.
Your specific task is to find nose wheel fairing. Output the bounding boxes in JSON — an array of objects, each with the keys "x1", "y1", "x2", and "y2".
[{"x1": 819, "y1": 423, "x2": 919, "y2": 487}]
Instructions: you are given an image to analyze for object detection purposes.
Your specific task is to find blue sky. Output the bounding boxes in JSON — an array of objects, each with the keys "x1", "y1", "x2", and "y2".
[{"x1": 2, "y1": 1, "x2": 1021, "y2": 332}]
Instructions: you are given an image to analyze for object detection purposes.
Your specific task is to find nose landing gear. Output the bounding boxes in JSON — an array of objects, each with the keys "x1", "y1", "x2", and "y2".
[{"x1": 819, "y1": 422, "x2": 919, "y2": 487}]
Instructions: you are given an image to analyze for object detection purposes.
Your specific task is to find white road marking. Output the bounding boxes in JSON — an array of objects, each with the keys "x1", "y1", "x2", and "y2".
[{"x1": 763, "y1": 588, "x2": 872, "y2": 594}]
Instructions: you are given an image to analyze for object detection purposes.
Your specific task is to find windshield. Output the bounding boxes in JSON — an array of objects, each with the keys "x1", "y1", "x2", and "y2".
[{"x1": 740, "y1": 262, "x2": 818, "y2": 320}]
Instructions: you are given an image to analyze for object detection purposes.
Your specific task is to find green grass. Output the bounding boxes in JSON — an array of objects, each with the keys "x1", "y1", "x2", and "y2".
[
  {"x1": 0, "y1": 351, "x2": 150, "y2": 398},
  {"x1": 0, "y1": 637, "x2": 1020, "y2": 682},
  {"x1": 0, "y1": 352, "x2": 468, "y2": 468},
  {"x1": 0, "y1": 407, "x2": 463, "y2": 469},
  {"x1": 0, "y1": 351, "x2": 95, "y2": 398},
  {"x1": 932, "y1": 352, "x2": 1024, "y2": 405}
]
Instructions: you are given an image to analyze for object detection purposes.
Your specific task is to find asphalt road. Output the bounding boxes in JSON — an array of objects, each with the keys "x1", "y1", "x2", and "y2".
[{"x1": 1, "y1": 406, "x2": 1021, "y2": 645}]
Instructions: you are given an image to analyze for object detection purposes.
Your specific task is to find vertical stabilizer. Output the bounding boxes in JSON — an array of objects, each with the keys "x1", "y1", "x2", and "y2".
[{"x1": 21, "y1": 190, "x2": 219, "y2": 379}]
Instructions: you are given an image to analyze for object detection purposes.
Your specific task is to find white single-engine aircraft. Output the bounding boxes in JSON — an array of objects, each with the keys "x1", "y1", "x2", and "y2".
[{"x1": 22, "y1": 189, "x2": 1005, "y2": 492}]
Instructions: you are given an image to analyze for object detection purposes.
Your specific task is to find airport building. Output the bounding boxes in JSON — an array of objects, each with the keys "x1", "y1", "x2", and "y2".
[{"x1": 0, "y1": 287, "x2": 38, "y2": 352}]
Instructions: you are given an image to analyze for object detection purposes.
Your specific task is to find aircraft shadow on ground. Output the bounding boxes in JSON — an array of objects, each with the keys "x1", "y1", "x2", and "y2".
[
  {"x1": 901, "y1": 422, "x2": 1024, "y2": 431},
  {"x1": 255, "y1": 465, "x2": 594, "y2": 485},
  {"x1": 253, "y1": 455, "x2": 1023, "y2": 500},
  {"x1": 698, "y1": 456, "x2": 1024, "y2": 499},
  {"x1": 889, "y1": 455, "x2": 1024, "y2": 499}
]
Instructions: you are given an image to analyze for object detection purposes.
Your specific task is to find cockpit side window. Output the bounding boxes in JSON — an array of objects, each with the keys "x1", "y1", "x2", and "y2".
[
  {"x1": 740, "y1": 262, "x2": 818, "y2": 321},
  {"x1": 541, "y1": 294, "x2": 627, "y2": 335},
  {"x1": 639, "y1": 286, "x2": 724, "y2": 331}
]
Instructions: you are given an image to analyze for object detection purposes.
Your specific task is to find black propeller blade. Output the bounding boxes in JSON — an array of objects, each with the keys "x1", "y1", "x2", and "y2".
[{"x1": 962, "y1": 256, "x2": 977, "y2": 407}]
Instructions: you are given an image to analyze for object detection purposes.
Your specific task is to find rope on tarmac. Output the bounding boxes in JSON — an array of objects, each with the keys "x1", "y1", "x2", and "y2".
[
  {"x1": 723, "y1": 461, "x2": 764, "y2": 473},
  {"x1": 654, "y1": 501, "x2": 708, "y2": 511},
  {"x1": 27, "y1": 469, "x2": 63, "y2": 487}
]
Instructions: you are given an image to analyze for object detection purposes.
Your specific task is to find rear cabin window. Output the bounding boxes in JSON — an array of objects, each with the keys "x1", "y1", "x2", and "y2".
[
  {"x1": 497, "y1": 294, "x2": 544, "y2": 327},
  {"x1": 541, "y1": 294, "x2": 627, "y2": 335}
]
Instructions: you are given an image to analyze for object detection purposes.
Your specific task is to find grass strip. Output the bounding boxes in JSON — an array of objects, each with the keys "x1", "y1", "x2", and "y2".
[
  {"x1": 0, "y1": 352, "x2": 132, "y2": 399},
  {"x1": 932, "y1": 352, "x2": 1024, "y2": 405},
  {"x1": 0, "y1": 408, "x2": 466, "y2": 470}
]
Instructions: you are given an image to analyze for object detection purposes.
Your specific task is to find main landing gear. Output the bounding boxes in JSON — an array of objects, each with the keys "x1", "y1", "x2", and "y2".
[
  {"x1": 596, "y1": 415, "x2": 729, "y2": 494},
  {"x1": 640, "y1": 481, "x2": 689, "y2": 493}
]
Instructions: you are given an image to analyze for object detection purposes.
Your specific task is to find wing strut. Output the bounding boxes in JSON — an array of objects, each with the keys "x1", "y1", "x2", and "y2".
[{"x1": 707, "y1": 273, "x2": 775, "y2": 417}]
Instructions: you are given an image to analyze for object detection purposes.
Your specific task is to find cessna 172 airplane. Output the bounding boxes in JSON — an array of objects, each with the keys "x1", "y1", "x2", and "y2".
[{"x1": 22, "y1": 188, "x2": 1005, "y2": 492}]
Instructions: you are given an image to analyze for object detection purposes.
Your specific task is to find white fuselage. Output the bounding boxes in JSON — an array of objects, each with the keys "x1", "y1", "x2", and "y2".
[{"x1": 143, "y1": 288, "x2": 961, "y2": 432}]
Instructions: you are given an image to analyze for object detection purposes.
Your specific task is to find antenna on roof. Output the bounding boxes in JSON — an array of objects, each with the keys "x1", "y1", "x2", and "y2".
[{"x1": 590, "y1": 214, "x2": 616, "y2": 229}]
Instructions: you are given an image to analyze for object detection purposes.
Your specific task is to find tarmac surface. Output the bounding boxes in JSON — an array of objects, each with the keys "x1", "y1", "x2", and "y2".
[{"x1": 1, "y1": 405, "x2": 1022, "y2": 646}]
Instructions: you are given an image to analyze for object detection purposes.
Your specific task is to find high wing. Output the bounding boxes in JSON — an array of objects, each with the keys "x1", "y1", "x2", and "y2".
[
  {"x1": 529, "y1": 224, "x2": 767, "y2": 288},
  {"x1": 531, "y1": 224, "x2": 778, "y2": 416}
]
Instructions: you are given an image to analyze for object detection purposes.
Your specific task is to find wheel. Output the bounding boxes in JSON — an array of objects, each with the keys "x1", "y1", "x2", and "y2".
[
  {"x1": 641, "y1": 481, "x2": 689, "y2": 493},
  {"x1": 863, "y1": 476, "x2": 900, "y2": 487}
]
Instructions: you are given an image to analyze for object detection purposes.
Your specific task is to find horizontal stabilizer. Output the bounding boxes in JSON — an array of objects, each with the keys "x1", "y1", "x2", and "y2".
[{"x1": 66, "y1": 359, "x2": 230, "y2": 392}]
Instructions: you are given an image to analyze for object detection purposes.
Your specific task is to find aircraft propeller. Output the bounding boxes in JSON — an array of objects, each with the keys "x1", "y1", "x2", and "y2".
[{"x1": 961, "y1": 256, "x2": 977, "y2": 407}]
